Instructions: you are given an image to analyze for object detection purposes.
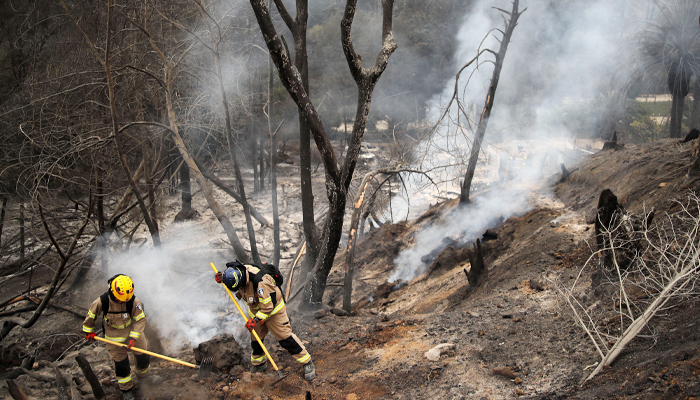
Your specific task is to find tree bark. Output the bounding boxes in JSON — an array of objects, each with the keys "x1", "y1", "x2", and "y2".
[
  {"x1": 6, "y1": 380, "x2": 28, "y2": 400},
  {"x1": 0, "y1": 194, "x2": 6, "y2": 250},
  {"x1": 691, "y1": 79, "x2": 700, "y2": 130},
  {"x1": 19, "y1": 203, "x2": 25, "y2": 260},
  {"x1": 460, "y1": 0, "x2": 523, "y2": 204},
  {"x1": 252, "y1": 0, "x2": 397, "y2": 305},
  {"x1": 180, "y1": 157, "x2": 192, "y2": 211},
  {"x1": 670, "y1": 90, "x2": 685, "y2": 139},
  {"x1": 75, "y1": 355, "x2": 106, "y2": 399},
  {"x1": 271, "y1": 0, "x2": 320, "y2": 267}
]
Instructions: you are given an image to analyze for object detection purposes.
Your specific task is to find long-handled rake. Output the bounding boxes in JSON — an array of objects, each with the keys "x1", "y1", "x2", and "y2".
[
  {"x1": 210, "y1": 262, "x2": 288, "y2": 384},
  {"x1": 94, "y1": 336, "x2": 214, "y2": 377}
]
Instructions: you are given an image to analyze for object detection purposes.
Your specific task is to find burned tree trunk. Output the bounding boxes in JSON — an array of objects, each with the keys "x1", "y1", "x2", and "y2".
[
  {"x1": 467, "y1": 239, "x2": 486, "y2": 287},
  {"x1": 594, "y1": 189, "x2": 623, "y2": 277},
  {"x1": 0, "y1": 194, "x2": 7, "y2": 250},
  {"x1": 180, "y1": 157, "x2": 192, "y2": 212},
  {"x1": 251, "y1": 0, "x2": 397, "y2": 305},
  {"x1": 195, "y1": 0, "x2": 261, "y2": 264},
  {"x1": 19, "y1": 203, "x2": 25, "y2": 260},
  {"x1": 591, "y1": 189, "x2": 651, "y2": 291},
  {"x1": 460, "y1": 1, "x2": 523, "y2": 204}
]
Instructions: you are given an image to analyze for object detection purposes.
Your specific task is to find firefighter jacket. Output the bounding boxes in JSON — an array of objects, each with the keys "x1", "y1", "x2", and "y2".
[
  {"x1": 82, "y1": 295, "x2": 146, "y2": 344},
  {"x1": 237, "y1": 265, "x2": 286, "y2": 322}
]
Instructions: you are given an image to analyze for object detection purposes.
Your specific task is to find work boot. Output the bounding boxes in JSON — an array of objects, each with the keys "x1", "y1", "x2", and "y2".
[
  {"x1": 250, "y1": 362, "x2": 268, "y2": 373},
  {"x1": 303, "y1": 360, "x2": 316, "y2": 381},
  {"x1": 140, "y1": 374, "x2": 163, "y2": 386},
  {"x1": 121, "y1": 390, "x2": 135, "y2": 400}
]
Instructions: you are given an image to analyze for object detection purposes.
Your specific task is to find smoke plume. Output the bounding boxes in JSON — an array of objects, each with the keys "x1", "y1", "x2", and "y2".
[{"x1": 390, "y1": 0, "x2": 633, "y2": 281}]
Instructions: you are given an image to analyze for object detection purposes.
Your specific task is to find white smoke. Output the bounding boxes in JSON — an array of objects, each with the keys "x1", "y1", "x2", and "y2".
[
  {"x1": 389, "y1": 0, "x2": 631, "y2": 281},
  {"x1": 100, "y1": 220, "x2": 249, "y2": 352}
]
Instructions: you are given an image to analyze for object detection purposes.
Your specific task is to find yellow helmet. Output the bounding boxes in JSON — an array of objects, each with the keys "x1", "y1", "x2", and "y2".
[{"x1": 109, "y1": 275, "x2": 134, "y2": 302}]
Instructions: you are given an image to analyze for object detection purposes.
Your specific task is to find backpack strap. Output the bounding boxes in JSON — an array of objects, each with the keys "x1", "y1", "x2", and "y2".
[
  {"x1": 100, "y1": 292, "x2": 135, "y2": 317},
  {"x1": 248, "y1": 266, "x2": 285, "y2": 307}
]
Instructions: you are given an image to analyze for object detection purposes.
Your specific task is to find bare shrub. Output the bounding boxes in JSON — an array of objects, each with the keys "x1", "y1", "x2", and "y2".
[{"x1": 554, "y1": 193, "x2": 700, "y2": 381}]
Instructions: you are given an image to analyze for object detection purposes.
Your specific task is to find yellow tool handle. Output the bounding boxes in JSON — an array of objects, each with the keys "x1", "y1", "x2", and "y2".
[
  {"x1": 94, "y1": 336, "x2": 196, "y2": 368},
  {"x1": 210, "y1": 262, "x2": 281, "y2": 372}
]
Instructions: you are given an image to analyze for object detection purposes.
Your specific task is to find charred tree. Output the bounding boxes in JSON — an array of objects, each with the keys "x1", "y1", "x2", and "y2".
[
  {"x1": 180, "y1": 156, "x2": 192, "y2": 212},
  {"x1": 250, "y1": 0, "x2": 397, "y2": 305},
  {"x1": 594, "y1": 189, "x2": 624, "y2": 278},
  {"x1": 692, "y1": 79, "x2": 700, "y2": 130},
  {"x1": 467, "y1": 238, "x2": 486, "y2": 287},
  {"x1": 1, "y1": 194, "x2": 7, "y2": 250},
  {"x1": 591, "y1": 189, "x2": 653, "y2": 291},
  {"x1": 270, "y1": 0, "x2": 321, "y2": 269},
  {"x1": 460, "y1": 1, "x2": 524, "y2": 204},
  {"x1": 61, "y1": 0, "x2": 161, "y2": 246},
  {"x1": 343, "y1": 168, "x2": 414, "y2": 312},
  {"x1": 268, "y1": 28, "x2": 281, "y2": 265}
]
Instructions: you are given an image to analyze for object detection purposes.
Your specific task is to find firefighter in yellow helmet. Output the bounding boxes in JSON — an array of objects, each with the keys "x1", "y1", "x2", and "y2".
[{"x1": 82, "y1": 274, "x2": 161, "y2": 400}]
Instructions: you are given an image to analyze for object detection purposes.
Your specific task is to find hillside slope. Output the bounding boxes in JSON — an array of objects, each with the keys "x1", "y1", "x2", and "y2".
[{"x1": 2, "y1": 139, "x2": 699, "y2": 400}]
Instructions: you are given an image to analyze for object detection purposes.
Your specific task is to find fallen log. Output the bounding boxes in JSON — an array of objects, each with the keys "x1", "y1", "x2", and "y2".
[
  {"x1": 0, "y1": 306, "x2": 38, "y2": 318},
  {"x1": 5, "y1": 380, "x2": 28, "y2": 400},
  {"x1": 75, "y1": 355, "x2": 106, "y2": 399}
]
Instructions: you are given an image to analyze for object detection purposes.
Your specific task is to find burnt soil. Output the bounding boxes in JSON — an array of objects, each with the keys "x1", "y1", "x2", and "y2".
[{"x1": 2, "y1": 138, "x2": 700, "y2": 399}]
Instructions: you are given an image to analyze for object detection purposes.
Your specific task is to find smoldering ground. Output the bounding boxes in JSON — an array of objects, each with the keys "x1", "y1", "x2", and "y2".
[
  {"x1": 98, "y1": 220, "x2": 252, "y2": 352},
  {"x1": 389, "y1": 0, "x2": 633, "y2": 282}
]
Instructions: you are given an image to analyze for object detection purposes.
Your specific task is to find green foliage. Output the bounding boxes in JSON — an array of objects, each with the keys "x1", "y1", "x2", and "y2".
[
  {"x1": 629, "y1": 115, "x2": 666, "y2": 143},
  {"x1": 637, "y1": 101, "x2": 671, "y2": 117}
]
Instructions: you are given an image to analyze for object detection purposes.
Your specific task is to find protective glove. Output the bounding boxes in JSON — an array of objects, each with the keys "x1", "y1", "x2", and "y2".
[
  {"x1": 214, "y1": 272, "x2": 223, "y2": 283},
  {"x1": 85, "y1": 332, "x2": 96, "y2": 342},
  {"x1": 127, "y1": 339, "x2": 136, "y2": 350},
  {"x1": 245, "y1": 317, "x2": 262, "y2": 331}
]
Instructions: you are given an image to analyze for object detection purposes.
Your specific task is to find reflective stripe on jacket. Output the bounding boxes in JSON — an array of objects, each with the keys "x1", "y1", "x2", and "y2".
[{"x1": 82, "y1": 295, "x2": 147, "y2": 340}]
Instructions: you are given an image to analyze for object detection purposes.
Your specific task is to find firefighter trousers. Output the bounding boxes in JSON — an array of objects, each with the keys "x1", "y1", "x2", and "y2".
[
  {"x1": 249, "y1": 309, "x2": 310, "y2": 366},
  {"x1": 106, "y1": 333, "x2": 149, "y2": 391}
]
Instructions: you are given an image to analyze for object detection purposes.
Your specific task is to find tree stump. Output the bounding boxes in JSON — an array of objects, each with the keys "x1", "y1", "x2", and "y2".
[{"x1": 467, "y1": 239, "x2": 486, "y2": 287}]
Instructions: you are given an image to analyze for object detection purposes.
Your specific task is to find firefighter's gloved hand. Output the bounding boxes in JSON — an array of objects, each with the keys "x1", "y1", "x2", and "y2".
[
  {"x1": 85, "y1": 332, "x2": 96, "y2": 342},
  {"x1": 127, "y1": 339, "x2": 136, "y2": 350},
  {"x1": 214, "y1": 272, "x2": 223, "y2": 283},
  {"x1": 245, "y1": 317, "x2": 262, "y2": 331}
]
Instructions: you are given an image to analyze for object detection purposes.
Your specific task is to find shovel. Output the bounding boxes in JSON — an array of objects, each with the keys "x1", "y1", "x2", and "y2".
[
  {"x1": 94, "y1": 336, "x2": 214, "y2": 377},
  {"x1": 210, "y1": 262, "x2": 288, "y2": 384}
]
